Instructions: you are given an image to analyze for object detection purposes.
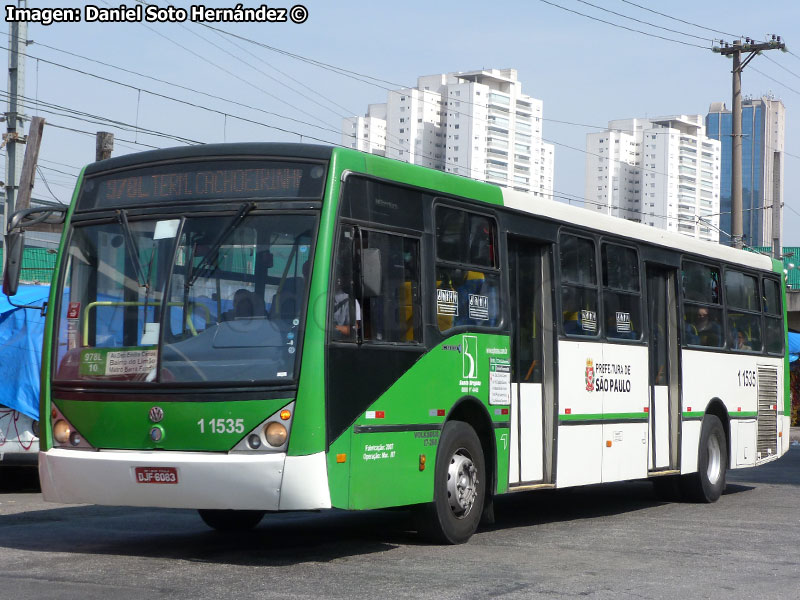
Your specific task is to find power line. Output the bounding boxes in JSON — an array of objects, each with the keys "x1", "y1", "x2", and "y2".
[
  {"x1": 38, "y1": 157, "x2": 82, "y2": 172},
  {"x1": 35, "y1": 166, "x2": 65, "y2": 204},
  {"x1": 122, "y1": 0, "x2": 337, "y2": 132},
  {"x1": 618, "y1": 0, "x2": 742, "y2": 38},
  {"x1": 46, "y1": 122, "x2": 162, "y2": 150},
  {"x1": 5, "y1": 44, "x2": 345, "y2": 142},
  {"x1": 535, "y1": 0, "x2": 709, "y2": 49},
  {"x1": 574, "y1": 0, "x2": 713, "y2": 42},
  {"x1": 182, "y1": 16, "x2": 351, "y2": 120},
  {"x1": 196, "y1": 22, "x2": 404, "y2": 89},
  {"x1": 749, "y1": 66, "x2": 800, "y2": 97},
  {"x1": 38, "y1": 164, "x2": 80, "y2": 179},
  {"x1": 0, "y1": 84, "x2": 204, "y2": 146},
  {"x1": 762, "y1": 54, "x2": 800, "y2": 82},
  {"x1": 20, "y1": 35, "x2": 349, "y2": 136}
]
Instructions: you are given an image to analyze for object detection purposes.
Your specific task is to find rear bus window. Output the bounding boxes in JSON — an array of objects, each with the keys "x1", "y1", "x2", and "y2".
[
  {"x1": 763, "y1": 278, "x2": 784, "y2": 355},
  {"x1": 725, "y1": 270, "x2": 761, "y2": 352}
]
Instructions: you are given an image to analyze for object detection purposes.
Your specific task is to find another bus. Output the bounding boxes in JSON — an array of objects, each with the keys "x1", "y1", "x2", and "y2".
[
  {"x1": 3, "y1": 143, "x2": 788, "y2": 543},
  {"x1": 0, "y1": 285, "x2": 49, "y2": 468}
]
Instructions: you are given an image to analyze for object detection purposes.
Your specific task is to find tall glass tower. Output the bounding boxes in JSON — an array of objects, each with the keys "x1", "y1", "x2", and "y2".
[{"x1": 706, "y1": 96, "x2": 785, "y2": 248}]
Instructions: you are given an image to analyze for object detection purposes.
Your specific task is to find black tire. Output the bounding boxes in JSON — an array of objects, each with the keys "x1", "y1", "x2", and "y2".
[
  {"x1": 416, "y1": 421, "x2": 485, "y2": 544},
  {"x1": 198, "y1": 509, "x2": 265, "y2": 532},
  {"x1": 680, "y1": 414, "x2": 727, "y2": 503}
]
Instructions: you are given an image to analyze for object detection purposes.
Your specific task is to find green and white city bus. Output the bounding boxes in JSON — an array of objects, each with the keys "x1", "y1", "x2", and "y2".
[{"x1": 3, "y1": 143, "x2": 789, "y2": 543}]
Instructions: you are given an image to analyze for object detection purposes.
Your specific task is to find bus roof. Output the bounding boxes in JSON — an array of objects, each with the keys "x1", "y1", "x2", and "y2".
[
  {"x1": 82, "y1": 143, "x2": 773, "y2": 272},
  {"x1": 502, "y1": 188, "x2": 773, "y2": 272},
  {"x1": 83, "y1": 143, "x2": 334, "y2": 176}
]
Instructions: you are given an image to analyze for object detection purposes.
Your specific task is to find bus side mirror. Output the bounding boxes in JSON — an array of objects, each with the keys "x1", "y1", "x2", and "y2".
[
  {"x1": 2, "y1": 230, "x2": 25, "y2": 297},
  {"x1": 361, "y1": 247, "x2": 382, "y2": 297}
]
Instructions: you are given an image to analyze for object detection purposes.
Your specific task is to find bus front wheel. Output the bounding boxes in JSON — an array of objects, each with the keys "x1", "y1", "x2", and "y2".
[
  {"x1": 681, "y1": 414, "x2": 727, "y2": 503},
  {"x1": 198, "y1": 509, "x2": 265, "y2": 532},
  {"x1": 417, "y1": 421, "x2": 485, "y2": 544}
]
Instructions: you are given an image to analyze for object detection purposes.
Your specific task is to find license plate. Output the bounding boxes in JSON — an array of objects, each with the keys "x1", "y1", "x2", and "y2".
[{"x1": 134, "y1": 466, "x2": 178, "y2": 484}]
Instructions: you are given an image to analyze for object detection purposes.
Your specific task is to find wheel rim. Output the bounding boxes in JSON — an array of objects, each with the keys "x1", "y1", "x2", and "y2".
[
  {"x1": 447, "y1": 448, "x2": 478, "y2": 519},
  {"x1": 706, "y1": 433, "x2": 722, "y2": 484}
]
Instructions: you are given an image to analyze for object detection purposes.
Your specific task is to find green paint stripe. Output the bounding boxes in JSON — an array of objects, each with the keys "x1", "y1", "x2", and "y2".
[
  {"x1": 682, "y1": 411, "x2": 760, "y2": 420},
  {"x1": 682, "y1": 411, "x2": 705, "y2": 419},
  {"x1": 558, "y1": 412, "x2": 647, "y2": 422}
]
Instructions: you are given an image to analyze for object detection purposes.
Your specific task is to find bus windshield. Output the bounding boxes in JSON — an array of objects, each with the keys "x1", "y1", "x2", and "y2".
[{"x1": 54, "y1": 212, "x2": 316, "y2": 385}]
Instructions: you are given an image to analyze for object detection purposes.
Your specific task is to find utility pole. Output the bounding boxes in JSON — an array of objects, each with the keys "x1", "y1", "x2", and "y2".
[
  {"x1": 15, "y1": 115, "x2": 43, "y2": 212},
  {"x1": 713, "y1": 36, "x2": 785, "y2": 249},
  {"x1": 4, "y1": 0, "x2": 28, "y2": 234},
  {"x1": 772, "y1": 152, "x2": 781, "y2": 260},
  {"x1": 95, "y1": 131, "x2": 114, "y2": 161}
]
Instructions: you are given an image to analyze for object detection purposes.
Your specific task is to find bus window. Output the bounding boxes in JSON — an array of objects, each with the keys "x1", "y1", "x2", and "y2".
[
  {"x1": 602, "y1": 244, "x2": 642, "y2": 341},
  {"x1": 330, "y1": 226, "x2": 359, "y2": 342},
  {"x1": 435, "y1": 207, "x2": 496, "y2": 268},
  {"x1": 682, "y1": 261, "x2": 723, "y2": 348},
  {"x1": 560, "y1": 234, "x2": 598, "y2": 337},
  {"x1": 763, "y1": 277, "x2": 784, "y2": 355},
  {"x1": 359, "y1": 230, "x2": 421, "y2": 343},
  {"x1": 435, "y1": 206, "x2": 500, "y2": 331},
  {"x1": 330, "y1": 227, "x2": 422, "y2": 344},
  {"x1": 725, "y1": 270, "x2": 761, "y2": 352}
]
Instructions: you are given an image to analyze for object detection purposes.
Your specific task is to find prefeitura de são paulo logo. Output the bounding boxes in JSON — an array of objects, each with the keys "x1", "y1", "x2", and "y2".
[{"x1": 585, "y1": 358, "x2": 595, "y2": 392}]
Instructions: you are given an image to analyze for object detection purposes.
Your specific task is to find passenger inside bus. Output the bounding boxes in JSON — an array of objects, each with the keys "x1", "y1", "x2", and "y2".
[
  {"x1": 734, "y1": 329, "x2": 752, "y2": 351},
  {"x1": 271, "y1": 261, "x2": 309, "y2": 321},
  {"x1": 221, "y1": 288, "x2": 265, "y2": 321},
  {"x1": 332, "y1": 277, "x2": 361, "y2": 338}
]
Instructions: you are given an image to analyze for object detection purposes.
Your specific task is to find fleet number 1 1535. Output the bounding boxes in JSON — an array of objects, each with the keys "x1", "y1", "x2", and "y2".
[{"x1": 197, "y1": 418, "x2": 244, "y2": 434}]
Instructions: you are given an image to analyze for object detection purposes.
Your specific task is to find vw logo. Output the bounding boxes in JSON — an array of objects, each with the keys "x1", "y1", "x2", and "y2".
[{"x1": 149, "y1": 406, "x2": 164, "y2": 423}]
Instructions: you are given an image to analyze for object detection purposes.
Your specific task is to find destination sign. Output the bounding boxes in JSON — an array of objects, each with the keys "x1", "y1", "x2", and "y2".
[{"x1": 78, "y1": 160, "x2": 326, "y2": 209}]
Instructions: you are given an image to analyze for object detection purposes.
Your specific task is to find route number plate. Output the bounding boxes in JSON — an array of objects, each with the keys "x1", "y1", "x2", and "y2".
[{"x1": 134, "y1": 466, "x2": 178, "y2": 484}]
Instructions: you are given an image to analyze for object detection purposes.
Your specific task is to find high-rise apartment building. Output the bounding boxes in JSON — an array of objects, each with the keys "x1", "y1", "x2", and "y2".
[
  {"x1": 585, "y1": 115, "x2": 722, "y2": 242},
  {"x1": 705, "y1": 96, "x2": 785, "y2": 248},
  {"x1": 342, "y1": 69, "x2": 554, "y2": 198}
]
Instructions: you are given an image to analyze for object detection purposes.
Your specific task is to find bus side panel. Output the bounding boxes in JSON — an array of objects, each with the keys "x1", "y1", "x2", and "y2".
[
  {"x1": 326, "y1": 428, "x2": 351, "y2": 509},
  {"x1": 681, "y1": 350, "x2": 785, "y2": 471},
  {"x1": 555, "y1": 341, "x2": 603, "y2": 488},
  {"x1": 343, "y1": 334, "x2": 510, "y2": 511},
  {"x1": 599, "y1": 343, "x2": 649, "y2": 483},
  {"x1": 290, "y1": 150, "x2": 365, "y2": 457}
]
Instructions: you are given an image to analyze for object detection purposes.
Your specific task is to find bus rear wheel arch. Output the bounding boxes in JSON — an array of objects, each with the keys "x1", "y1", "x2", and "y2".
[
  {"x1": 416, "y1": 420, "x2": 486, "y2": 544},
  {"x1": 198, "y1": 509, "x2": 265, "y2": 532}
]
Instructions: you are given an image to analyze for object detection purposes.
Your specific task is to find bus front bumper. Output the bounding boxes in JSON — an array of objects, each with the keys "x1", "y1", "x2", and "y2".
[{"x1": 39, "y1": 448, "x2": 331, "y2": 511}]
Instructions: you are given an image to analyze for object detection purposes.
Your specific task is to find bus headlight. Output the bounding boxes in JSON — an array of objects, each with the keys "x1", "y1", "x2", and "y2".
[
  {"x1": 264, "y1": 422, "x2": 287, "y2": 447},
  {"x1": 53, "y1": 420, "x2": 71, "y2": 444}
]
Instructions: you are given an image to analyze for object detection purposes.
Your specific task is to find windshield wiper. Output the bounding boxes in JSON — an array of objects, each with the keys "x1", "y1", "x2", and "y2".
[
  {"x1": 188, "y1": 202, "x2": 255, "y2": 286},
  {"x1": 116, "y1": 209, "x2": 148, "y2": 287}
]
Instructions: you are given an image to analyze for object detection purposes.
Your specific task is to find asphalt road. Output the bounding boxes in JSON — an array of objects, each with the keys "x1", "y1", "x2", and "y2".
[{"x1": 1, "y1": 446, "x2": 799, "y2": 600}]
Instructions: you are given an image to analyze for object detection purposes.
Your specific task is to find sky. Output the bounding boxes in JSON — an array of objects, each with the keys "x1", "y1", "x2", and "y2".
[{"x1": 6, "y1": 0, "x2": 800, "y2": 247}]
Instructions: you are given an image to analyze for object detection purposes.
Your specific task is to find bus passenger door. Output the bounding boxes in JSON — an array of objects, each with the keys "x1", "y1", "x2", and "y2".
[
  {"x1": 645, "y1": 266, "x2": 680, "y2": 472},
  {"x1": 507, "y1": 237, "x2": 554, "y2": 486}
]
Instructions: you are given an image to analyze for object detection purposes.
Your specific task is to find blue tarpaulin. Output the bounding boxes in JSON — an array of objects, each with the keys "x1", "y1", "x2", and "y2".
[
  {"x1": 0, "y1": 285, "x2": 49, "y2": 420},
  {"x1": 789, "y1": 332, "x2": 800, "y2": 363}
]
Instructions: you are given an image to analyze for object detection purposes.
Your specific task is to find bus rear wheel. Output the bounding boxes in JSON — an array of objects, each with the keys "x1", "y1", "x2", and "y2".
[
  {"x1": 680, "y1": 414, "x2": 727, "y2": 503},
  {"x1": 198, "y1": 509, "x2": 265, "y2": 532},
  {"x1": 417, "y1": 421, "x2": 485, "y2": 544}
]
